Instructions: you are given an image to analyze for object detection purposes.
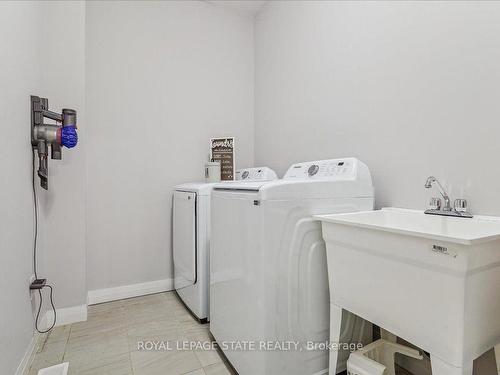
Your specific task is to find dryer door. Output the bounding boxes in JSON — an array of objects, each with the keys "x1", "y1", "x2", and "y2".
[{"x1": 173, "y1": 191, "x2": 197, "y2": 290}]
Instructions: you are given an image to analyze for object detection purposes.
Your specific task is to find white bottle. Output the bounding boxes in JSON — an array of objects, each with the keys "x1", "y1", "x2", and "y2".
[{"x1": 205, "y1": 161, "x2": 221, "y2": 182}]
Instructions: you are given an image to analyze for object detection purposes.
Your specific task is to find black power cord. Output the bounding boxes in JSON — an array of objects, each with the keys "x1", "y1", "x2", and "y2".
[{"x1": 32, "y1": 146, "x2": 57, "y2": 333}]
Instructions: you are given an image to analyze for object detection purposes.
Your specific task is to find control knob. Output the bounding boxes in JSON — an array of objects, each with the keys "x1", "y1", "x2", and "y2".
[{"x1": 308, "y1": 164, "x2": 319, "y2": 176}]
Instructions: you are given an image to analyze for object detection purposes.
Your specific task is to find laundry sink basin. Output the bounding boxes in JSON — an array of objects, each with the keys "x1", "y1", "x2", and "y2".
[
  {"x1": 315, "y1": 207, "x2": 500, "y2": 375},
  {"x1": 316, "y1": 207, "x2": 500, "y2": 245}
]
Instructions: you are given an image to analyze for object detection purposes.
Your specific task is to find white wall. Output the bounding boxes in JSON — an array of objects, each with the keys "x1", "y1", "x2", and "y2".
[
  {"x1": 86, "y1": 1, "x2": 254, "y2": 291},
  {"x1": 38, "y1": 1, "x2": 87, "y2": 310},
  {"x1": 255, "y1": 1, "x2": 500, "y2": 215},
  {"x1": 0, "y1": 4, "x2": 43, "y2": 373},
  {"x1": 0, "y1": 2, "x2": 85, "y2": 372}
]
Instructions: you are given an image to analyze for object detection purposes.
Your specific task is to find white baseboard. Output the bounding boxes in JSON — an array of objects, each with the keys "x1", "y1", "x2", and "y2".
[
  {"x1": 87, "y1": 278, "x2": 174, "y2": 305},
  {"x1": 43, "y1": 304, "x2": 88, "y2": 329},
  {"x1": 15, "y1": 333, "x2": 41, "y2": 375}
]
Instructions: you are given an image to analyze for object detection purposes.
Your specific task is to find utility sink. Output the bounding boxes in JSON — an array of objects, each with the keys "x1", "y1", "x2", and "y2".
[
  {"x1": 317, "y1": 207, "x2": 500, "y2": 245},
  {"x1": 315, "y1": 208, "x2": 500, "y2": 375}
]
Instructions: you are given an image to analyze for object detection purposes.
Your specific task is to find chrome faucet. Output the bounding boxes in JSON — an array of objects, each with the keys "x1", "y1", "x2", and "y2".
[
  {"x1": 424, "y1": 176, "x2": 473, "y2": 218},
  {"x1": 424, "y1": 176, "x2": 452, "y2": 211}
]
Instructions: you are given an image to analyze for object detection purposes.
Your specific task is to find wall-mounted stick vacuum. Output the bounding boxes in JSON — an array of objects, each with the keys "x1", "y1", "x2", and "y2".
[
  {"x1": 31, "y1": 95, "x2": 78, "y2": 189},
  {"x1": 30, "y1": 95, "x2": 79, "y2": 333}
]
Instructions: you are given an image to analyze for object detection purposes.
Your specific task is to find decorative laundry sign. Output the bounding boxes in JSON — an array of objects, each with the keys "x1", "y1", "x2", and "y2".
[{"x1": 210, "y1": 137, "x2": 235, "y2": 181}]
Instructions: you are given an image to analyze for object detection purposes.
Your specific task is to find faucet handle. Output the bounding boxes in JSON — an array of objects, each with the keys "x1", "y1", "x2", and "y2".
[
  {"x1": 454, "y1": 199, "x2": 468, "y2": 213},
  {"x1": 429, "y1": 197, "x2": 442, "y2": 210}
]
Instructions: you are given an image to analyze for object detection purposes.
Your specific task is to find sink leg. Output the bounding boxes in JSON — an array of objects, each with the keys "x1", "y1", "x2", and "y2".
[
  {"x1": 329, "y1": 303, "x2": 343, "y2": 374},
  {"x1": 431, "y1": 355, "x2": 473, "y2": 375}
]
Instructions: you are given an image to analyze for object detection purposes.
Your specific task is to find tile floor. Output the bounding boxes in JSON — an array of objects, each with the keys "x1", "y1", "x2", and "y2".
[
  {"x1": 27, "y1": 292, "x2": 233, "y2": 375},
  {"x1": 27, "y1": 291, "x2": 500, "y2": 375}
]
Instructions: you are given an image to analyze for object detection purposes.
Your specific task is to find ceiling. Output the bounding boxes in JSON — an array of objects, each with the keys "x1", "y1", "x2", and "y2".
[{"x1": 207, "y1": 1, "x2": 268, "y2": 17}]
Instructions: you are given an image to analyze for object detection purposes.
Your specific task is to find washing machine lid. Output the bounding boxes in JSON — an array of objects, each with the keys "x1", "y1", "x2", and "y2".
[
  {"x1": 175, "y1": 167, "x2": 278, "y2": 195},
  {"x1": 213, "y1": 180, "x2": 273, "y2": 191},
  {"x1": 213, "y1": 166, "x2": 278, "y2": 191},
  {"x1": 174, "y1": 182, "x2": 218, "y2": 196}
]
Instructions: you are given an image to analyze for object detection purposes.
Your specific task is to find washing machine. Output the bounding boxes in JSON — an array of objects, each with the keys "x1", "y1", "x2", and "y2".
[
  {"x1": 173, "y1": 167, "x2": 277, "y2": 322},
  {"x1": 210, "y1": 158, "x2": 374, "y2": 374}
]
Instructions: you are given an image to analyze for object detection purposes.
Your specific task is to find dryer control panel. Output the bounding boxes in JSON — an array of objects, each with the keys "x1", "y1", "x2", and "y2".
[
  {"x1": 235, "y1": 167, "x2": 278, "y2": 181},
  {"x1": 283, "y1": 158, "x2": 357, "y2": 179}
]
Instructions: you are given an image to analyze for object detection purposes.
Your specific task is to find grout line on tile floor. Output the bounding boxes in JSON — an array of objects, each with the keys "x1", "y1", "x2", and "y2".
[
  {"x1": 127, "y1": 322, "x2": 135, "y2": 375},
  {"x1": 61, "y1": 324, "x2": 72, "y2": 363}
]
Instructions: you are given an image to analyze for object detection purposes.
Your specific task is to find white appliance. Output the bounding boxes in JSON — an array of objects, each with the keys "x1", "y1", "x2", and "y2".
[
  {"x1": 210, "y1": 158, "x2": 374, "y2": 375},
  {"x1": 235, "y1": 167, "x2": 277, "y2": 181},
  {"x1": 173, "y1": 167, "x2": 277, "y2": 322}
]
